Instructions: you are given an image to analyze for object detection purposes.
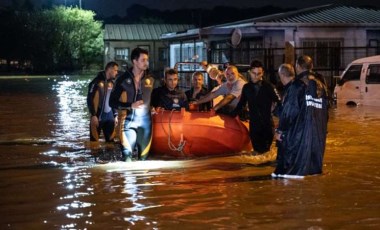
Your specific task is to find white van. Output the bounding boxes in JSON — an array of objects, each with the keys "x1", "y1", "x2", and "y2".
[{"x1": 334, "y1": 55, "x2": 380, "y2": 106}]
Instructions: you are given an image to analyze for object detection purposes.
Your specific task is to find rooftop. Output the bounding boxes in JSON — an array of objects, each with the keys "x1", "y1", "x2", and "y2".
[{"x1": 104, "y1": 24, "x2": 195, "y2": 40}]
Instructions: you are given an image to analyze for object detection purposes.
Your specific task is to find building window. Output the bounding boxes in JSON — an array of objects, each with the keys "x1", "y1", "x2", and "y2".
[
  {"x1": 115, "y1": 48, "x2": 129, "y2": 61},
  {"x1": 301, "y1": 39, "x2": 343, "y2": 68},
  {"x1": 159, "y1": 48, "x2": 167, "y2": 61},
  {"x1": 169, "y1": 42, "x2": 206, "y2": 89},
  {"x1": 211, "y1": 39, "x2": 263, "y2": 65},
  {"x1": 169, "y1": 42, "x2": 206, "y2": 68},
  {"x1": 366, "y1": 64, "x2": 380, "y2": 84},
  {"x1": 213, "y1": 42, "x2": 230, "y2": 64}
]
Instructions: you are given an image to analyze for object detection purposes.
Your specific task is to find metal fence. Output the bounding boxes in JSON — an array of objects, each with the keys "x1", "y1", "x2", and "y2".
[{"x1": 208, "y1": 46, "x2": 380, "y2": 92}]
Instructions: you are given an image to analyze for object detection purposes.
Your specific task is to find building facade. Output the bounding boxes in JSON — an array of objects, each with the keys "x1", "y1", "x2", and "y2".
[
  {"x1": 104, "y1": 24, "x2": 194, "y2": 75},
  {"x1": 160, "y1": 5, "x2": 380, "y2": 89}
]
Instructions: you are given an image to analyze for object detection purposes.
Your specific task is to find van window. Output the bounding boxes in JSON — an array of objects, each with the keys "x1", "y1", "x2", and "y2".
[
  {"x1": 366, "y1": 64, "x2": 380, "y2": 84},
  {"x1": 339, "y1": 64, "x2": 362, "y2": 86}
]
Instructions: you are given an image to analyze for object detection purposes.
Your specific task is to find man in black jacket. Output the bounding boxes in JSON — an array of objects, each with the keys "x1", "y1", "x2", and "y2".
[
  {"x1": 151, "y1": 68, "x2": 189, "y2": 111},
  {"x1": 185, "y1": 71, "x2": 211, "y2": 111},
  {"x1": 231, "y1": 60, "x2": 280, "y2": 155}
]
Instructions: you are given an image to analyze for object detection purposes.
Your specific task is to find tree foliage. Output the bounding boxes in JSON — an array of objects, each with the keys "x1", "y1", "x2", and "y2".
[
  {"x1": 0, "y1": 6, "x2": 103, "y2": 73},
  {"x1": 44, "y1": 7, "x2": 103, "y2": 72}
]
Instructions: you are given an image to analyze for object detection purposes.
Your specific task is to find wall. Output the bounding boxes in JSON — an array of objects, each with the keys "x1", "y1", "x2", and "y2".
[{"x1": 104, "y1": 40, "x2": 168, "y2": 76}]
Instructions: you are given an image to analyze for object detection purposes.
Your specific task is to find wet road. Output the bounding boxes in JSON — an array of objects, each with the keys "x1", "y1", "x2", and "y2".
[{"x1": 0, "y1": 76, "x2": 379, "y2": 229}]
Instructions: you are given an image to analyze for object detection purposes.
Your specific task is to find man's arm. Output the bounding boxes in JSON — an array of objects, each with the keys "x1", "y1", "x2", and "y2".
[
  {"x1": 87, "y1": 79, "x2": 98, "y2": 116},
  {"x1": 109, "y1": 78, "x2": 132, "y2": 110},
  {"x1": 194, "y1": 91, "x2": 215, "y2": 105},
  {"x1": 213, "y1": 94, "x2": 236, "y2": 111},
  {"x1": 230, "y1": 86, "x2": 247, "y2": 117}
]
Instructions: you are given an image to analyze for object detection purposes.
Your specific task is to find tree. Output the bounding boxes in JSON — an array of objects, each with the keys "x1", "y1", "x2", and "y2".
[
  {"x1": 43, "y1": 6, "x2": 104, "y2": 72},
  {"x1": 0, "y1": 6, "x2": 103, "y2": 73}
]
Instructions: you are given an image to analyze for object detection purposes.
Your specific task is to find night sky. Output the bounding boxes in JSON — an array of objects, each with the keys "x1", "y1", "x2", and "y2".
[{"x1": 1, "y1": 0, "x2": 380, "y2": 17}]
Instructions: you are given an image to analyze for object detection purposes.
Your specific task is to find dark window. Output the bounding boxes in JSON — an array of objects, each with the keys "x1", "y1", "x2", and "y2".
[
  {"x1": 301, "y1": 39, "x2": 342, "y2": 68},
  {"x1": 158, "y1": 48, "x2": 167, "y2": 61},
  {"x1": 366, "y1": 64, "x2": 380, "y2": 84},
  {"x1": 339, "y1": 64, "x2": 362, "y2": 86}
]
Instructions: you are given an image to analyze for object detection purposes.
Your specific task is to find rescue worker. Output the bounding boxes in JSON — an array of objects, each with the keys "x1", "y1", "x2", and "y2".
[
  {"x1": 109, "y1": 48, "x2": 155, "y2": 161},
  {"x1": 87, "y1": 61, "x2": 119, "y2": 142},
  {"x1": 272, "y1": 55, "x2": 329, "y2": 178}
]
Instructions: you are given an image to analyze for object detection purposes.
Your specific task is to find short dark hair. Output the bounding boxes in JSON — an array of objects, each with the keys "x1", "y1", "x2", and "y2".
[
  {"x1": 250, "y1": 59, "x2": 264, "y2": 69},
  {"x1": 105, "y1": 61, "x2": 118, "y2": 70},
  {"x1": 192, "y1": 71, "x2": 203, "y2": 80},
  {"x1": 131, "y1": 47, "x2": 149, "y2": 61},
  {"x1": 164, "y1": 68, "x2": 178, "y2": 78},
  {"x1": 296, "y1": 55, "x2": 313, "y2": 70}
]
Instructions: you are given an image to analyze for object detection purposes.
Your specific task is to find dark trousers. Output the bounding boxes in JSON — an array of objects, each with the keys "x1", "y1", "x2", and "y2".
[
  {"x1": 250, "y1": 121, "x2": 274, "y2": 153},
  {"x1": 90, "y1": 119, "x2": 115, "y2": 142}
]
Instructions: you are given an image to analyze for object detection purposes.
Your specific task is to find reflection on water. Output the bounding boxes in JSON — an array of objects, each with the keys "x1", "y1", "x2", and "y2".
[
  {"x1": 53, "y1": 79, "x2": 89, "y2": 148},
  {"x1": 0, "y1": 76, "x2": 379, "y2": 229}
]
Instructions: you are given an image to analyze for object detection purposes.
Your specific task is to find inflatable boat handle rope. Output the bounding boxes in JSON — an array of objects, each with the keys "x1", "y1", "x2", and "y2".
[{"x1": 166, "y1": 109, "x2": 186, "y2": 152}]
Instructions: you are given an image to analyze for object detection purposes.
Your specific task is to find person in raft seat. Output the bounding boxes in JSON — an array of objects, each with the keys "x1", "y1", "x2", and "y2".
[
  {"x1": 185, "y1": 71, "x2": 211, "y2": 111},
  {"x1": 191, "y1": 65, "x2": 246, "y2": 115},
  {"x1": 151, "y1": 68, "x2": 189, "y2": 111}
]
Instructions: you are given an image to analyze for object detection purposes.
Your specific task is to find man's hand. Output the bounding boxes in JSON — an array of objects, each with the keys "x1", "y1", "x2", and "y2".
[
  {"x1": 132, "y1": 100, "x2": 144, "y2": 109},
  {"x1": 114, "y1": 116, "x2": 118, "y2": 126},
  {"x1": 151, "y1": 107, "x2": 163, "y2": 114}
]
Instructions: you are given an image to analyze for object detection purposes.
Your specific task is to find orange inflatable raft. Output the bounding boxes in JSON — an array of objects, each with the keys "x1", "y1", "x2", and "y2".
[{"x1": 151, "y1": 108, "x2": 252, "y2": 158}]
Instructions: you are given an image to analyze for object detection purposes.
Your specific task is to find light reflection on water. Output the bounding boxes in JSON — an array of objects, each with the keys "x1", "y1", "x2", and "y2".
[
  {"x1": 0, "y1": 76, "x2": 379, "y2": 229},
  {"x1": 53, "y1": 78, "x2": 90, "y2": 148}
]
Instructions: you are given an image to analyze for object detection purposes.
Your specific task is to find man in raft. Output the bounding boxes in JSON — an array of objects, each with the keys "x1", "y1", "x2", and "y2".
[
  {"x1": 87, "y1": 61, "x2": 119, "y2": 142},
  {"x1": 151, "y1": 68, "x2": 189, "y2": 111},
  {"x1": 192, "y1": 65, "x2": 246, "y2": 115},
  {"x1": 185, "y1": 71, "x2": 211, "y2": 111},
  {"x1": 109, "y1": 48, "x2": 155, "y2": 161}
]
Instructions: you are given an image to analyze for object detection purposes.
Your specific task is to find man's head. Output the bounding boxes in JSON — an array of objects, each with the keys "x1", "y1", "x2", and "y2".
[
  {"x1": 215, "y1": 74, "x2": 226, "y2": 85},
  {"x1": 105, "y1": 61, "x2": 119, "y2": 79},
  {"x1": 296, "y1": 55, "x2": 313, "y2": 74},
  {"x1": 191, "y1": 71, "x2": 204, "y2": 89},
  {"x1": 200, "y1": 61, "x2": 208, "y2": 71},
  {"x1": 164, "y1": 68, "x2": 179, "y2": 91},
  {"x1": 248, "y1": 60, "x2": 264, "y2": 83},
  {"x1": 224, "y1": 65, "x2": 239, "y2": 83},
  {"x1": 278, "y1": 63, "x2": 295, "y2": 86},
  {"x1": 131, "y1": 47, "x2": 149, "y2": 71}
]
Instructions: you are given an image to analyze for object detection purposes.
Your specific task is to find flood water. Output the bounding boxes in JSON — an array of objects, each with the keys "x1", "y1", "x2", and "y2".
[{"x1": 0, "y1": 75, "x2": 379, "y2": 229}]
